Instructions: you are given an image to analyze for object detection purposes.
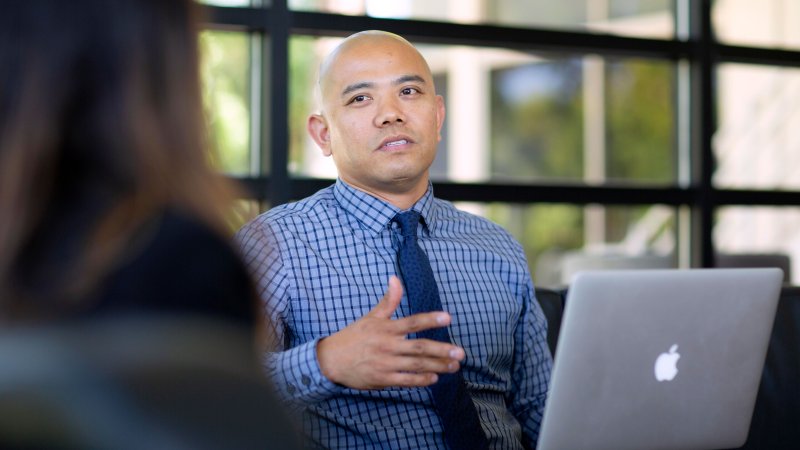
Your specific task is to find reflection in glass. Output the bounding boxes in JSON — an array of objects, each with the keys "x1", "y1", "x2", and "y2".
[
  {"x1": 715, "y1": 207, "x2": 800, "y2": 283},
  {"x1": 491, "y1": 55, "x2": 675, "y2": 184},
  {"x1": 200, "y1": 31, "x2": 251, "y2": 175},
  {"x1": 714, "y1": 64, "x2": 800, "y2": 189},
  {"x1": 491, "y1": 58, "x2": 584, "y2": 182},
  {"x1": 475, "y1": 203, "x2": 676, "y2": 288},
  {"x1": 288, "y1": 0, "x2": 673, "y2": 38},
  {"x1": 713, "y1": 0, "x2": 800, "y2": 49},
  {"x1": 605, "y1": 58, "x2": 675, "y2": 183}
]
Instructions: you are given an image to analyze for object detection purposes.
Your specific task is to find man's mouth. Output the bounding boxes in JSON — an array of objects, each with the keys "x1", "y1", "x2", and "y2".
[
  {"x1": 384, "y1": 139, "x2": 408, "y2": 147},
  {"x1": 378, "y1": 137, "x2": 412, "y2": 150}
]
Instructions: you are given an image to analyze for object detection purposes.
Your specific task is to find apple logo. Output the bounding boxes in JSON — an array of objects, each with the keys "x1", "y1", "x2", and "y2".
[{"x1": 654, "y1": 344, "x2": 680, "y2": 382}]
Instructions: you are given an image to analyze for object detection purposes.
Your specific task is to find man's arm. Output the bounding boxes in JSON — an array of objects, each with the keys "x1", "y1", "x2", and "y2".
[
  {"x1": 237, "y1": 221, "x2": 338, "y2": 409},
  {"x1": 509, "y1": 279, "x2": 554, "y2": 449},
  {"x1": 236, "y1": 220, "x2": 465, "y2": 408}
]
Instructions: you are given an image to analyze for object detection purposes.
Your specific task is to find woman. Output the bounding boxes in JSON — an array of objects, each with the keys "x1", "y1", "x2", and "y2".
[
  {"x1": 0, "y1": 1, "x2": 303, "y2": 448},
  {"x1": 0, "y1": 0, "x2": 254, "y2": 323}
]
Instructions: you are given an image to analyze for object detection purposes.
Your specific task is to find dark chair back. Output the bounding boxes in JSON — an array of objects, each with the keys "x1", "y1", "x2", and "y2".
[
  {"x1": 534, "y1": 287, "x2": 565, "y2": 357},
  {"x1": 741, "y1": 286, "x2": 800, "y2": 449},
  {"x1": 715, "y1": 252, "x2": 792, "y2": 284}
]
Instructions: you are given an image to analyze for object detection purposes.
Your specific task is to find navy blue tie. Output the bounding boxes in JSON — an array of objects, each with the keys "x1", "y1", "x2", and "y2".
[{"x1": 393, "y1": 211, "x2": 489, "y2": 450}]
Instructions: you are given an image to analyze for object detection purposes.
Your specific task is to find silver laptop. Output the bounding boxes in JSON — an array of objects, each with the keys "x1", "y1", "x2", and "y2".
[{"x1": 537, "y1": 268, "x2": 783, "y2": 450}]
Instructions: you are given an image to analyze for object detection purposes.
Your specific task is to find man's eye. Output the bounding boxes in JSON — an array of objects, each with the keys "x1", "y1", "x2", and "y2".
[
  {"x1": 400, "y1": 87, "x2": 419, "y2": 95},
  {"x1": 351, "y1": 95, "x2": 368, "y2": 103}
]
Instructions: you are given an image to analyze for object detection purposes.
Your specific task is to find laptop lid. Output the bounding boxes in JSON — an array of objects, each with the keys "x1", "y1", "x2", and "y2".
[{"x1": 537, "y1": 268, "x2": 783, "y2": 450}]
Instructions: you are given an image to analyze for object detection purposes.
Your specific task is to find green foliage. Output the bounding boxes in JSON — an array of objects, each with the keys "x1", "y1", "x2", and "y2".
[
  {"x1": 490, "y1": 60, "x2": 584, "y2": 181},
  {"x1": 487, "y1": 203, "x2": 583, "y2": 278},
  {"x1": 288, "y1": 37, "x2": 317, "y2": 173},
  {"x1": 605, "y1": 59, "x2": 674, "y2": 182},
  {"x1": 200, "y1": 31, "x2": 251, "y2": 174}
]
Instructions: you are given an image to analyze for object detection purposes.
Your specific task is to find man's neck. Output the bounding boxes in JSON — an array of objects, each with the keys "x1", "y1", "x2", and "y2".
[{"x1": 341, "y1": 177, "x2": 429, "y2": 210}]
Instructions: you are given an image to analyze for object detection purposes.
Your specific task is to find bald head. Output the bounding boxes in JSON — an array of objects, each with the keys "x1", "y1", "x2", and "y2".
[{"x1": 317, "y1": 31, "x2": 436, "y2": 109}]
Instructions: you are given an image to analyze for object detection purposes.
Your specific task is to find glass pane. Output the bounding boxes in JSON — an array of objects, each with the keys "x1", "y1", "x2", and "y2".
[
  {"x1": 288, "y1": 36, "x2": 328, "y2": 177},
  {"x1": 460, "y1": 203, "x2": 677, "y2": 288},
  {"x1": 491, "y1": 55, "x2": 676, "y2": 184},
  {"x1": 715, "y1": 206, "x2": 800, "y2": 283},
  {"x1": 289, "y1": 37, "x2": 676, "y2": 185},
  {"x1": 490, "y1": 57, "x2": 584, "y2": 182},
  {"x1": 713, "y1": 0, "x2": 800, "y2": 49},
  {"x1": 714, "y1": 64, "x2": 800, "y2": 189},
  {"x1": 289, "y1": 0, "x2": 674, "y2": 39},
  {"x1": 604, "y1": 59, "x2": 675, "y2": 183},
  {"x1": 200, "y1": 31, "x2": 252, "y2": 175}
]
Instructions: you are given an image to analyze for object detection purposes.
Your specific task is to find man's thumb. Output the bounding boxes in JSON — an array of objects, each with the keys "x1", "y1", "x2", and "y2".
[{"x1": 370, "y1": 275, "x2": 403, "y2": 319}]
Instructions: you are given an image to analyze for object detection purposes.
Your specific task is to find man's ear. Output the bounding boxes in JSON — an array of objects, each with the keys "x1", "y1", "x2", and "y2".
[
  {"x1": 307, "y1": 114, "x2": 332, "y2": 156},
  {"x1": 435, "y1": 95, "x2": 446, "y2": 142}
]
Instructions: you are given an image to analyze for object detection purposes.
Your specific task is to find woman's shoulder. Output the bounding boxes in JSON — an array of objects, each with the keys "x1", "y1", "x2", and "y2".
[{"x1": 91, "y1": 209, "x2": 256, "y2": 324}]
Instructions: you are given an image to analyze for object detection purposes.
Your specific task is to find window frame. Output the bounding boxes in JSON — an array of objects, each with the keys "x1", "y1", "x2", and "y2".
[{"x1": 202, "y1": 0, "x2": 800, "y2": 268}]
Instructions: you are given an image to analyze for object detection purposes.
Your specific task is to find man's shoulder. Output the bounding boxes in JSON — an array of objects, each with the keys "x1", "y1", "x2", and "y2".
[
  {"x1": 247, "y1": 185, "x2": 336, "y2": 228},
  {"x1": 432, "y1": 197, "x2": 531, "y2": 272},
  {"x1": 432, "y1": 197, "x2": 513, "y2": 236}
]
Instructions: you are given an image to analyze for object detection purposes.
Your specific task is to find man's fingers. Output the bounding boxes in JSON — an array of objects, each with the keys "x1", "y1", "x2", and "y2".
[
  {"x1": 393, "y1": 338, "x2": 466, "y2": 361},
  {"x1": 330, "y1": 276, "x2": 469, "y2": 391},
  {"x1": 390, "y1": 354, "x2": 462, "y2": 374},
  {"x1": 367, "y1": 277, "x2": 454, "y2": 337},
  {"x1": 368, "y1": 276, "x2": 404, "y2": 319},
  {"x1": 390, "y1": 310, "x2": 451, "y2": 335},
  {"x1": 382, "y1": 371, "x2": 439, "y2": 388}
]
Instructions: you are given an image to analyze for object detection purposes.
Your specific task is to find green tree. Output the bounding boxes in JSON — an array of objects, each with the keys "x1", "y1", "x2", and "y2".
[{"x1": 200, "y1": 31, "x2": 251, "y2": 174}]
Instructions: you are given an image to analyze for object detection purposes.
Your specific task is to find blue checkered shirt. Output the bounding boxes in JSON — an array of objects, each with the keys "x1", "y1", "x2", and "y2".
[{"x1": 235, "y1": 179, "x2": 552, "y2": 449}]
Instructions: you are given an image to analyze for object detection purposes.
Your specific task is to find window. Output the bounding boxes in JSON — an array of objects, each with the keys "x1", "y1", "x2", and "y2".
[
  {"x1": 200, "y1": 0, "x2": 800, "y2": 286},
  {"x1": 200, "y1": 30, "x2": 252, "y2": 175},
  {"x1": 289, "y1": 0, "x2": 674, "y2": 38},
  {"x1": 490, "y1": 55, "x2": 676, "y2": 185},
  {"x1": 713, "y1": 0, "x2": 800, "y2": 50},
  {"x1": 715, "y1": 64, "x2": 800, "y2": 190}
]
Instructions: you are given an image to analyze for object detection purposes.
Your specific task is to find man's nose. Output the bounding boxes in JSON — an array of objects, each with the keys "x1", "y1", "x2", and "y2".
[{"x1": 374, "y1": 97, "x2": 405, "y2": 127}]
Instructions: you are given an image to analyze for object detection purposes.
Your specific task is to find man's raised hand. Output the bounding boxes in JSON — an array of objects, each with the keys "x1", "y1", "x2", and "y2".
[{"x1": 316, "y1": 276, "x2": 466, "y2": 390}]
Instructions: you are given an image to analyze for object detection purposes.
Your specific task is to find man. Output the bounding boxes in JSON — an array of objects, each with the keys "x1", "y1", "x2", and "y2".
[{"x1": 236, "y1": 30, "x2": 552, "y2": 449}]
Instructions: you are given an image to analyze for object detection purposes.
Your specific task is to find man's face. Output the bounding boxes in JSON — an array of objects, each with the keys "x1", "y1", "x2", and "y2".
[{"x1": 308, "y1": 36, "x2": 445, "y2": 197}]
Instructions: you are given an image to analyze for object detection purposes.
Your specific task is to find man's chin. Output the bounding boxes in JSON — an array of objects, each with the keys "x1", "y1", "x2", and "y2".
[{"x1": 385, "y1": 174, "x2": 430, "y2": 192}]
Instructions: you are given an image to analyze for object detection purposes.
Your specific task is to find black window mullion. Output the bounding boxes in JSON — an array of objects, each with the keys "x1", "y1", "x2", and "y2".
[
  {"x1": 718, "y1": 45, "x2": 800, "y2": 68},
  {"x1": 267, "y1": 0, "x2": 290, "y2": 206},
  {"x1": 688, "y1": 0, "x2": 716, "y2": 268},
  {"x1": 202, "y1": 5, "x2": 269, "y2": 31},
  {"x1": 291, "y1": 11, "x2": 690, "y2": 61}
]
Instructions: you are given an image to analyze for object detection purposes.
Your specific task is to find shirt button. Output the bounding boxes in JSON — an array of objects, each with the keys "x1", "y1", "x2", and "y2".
[
  {"x1": 287, "y1": 384, "x2": 296, "y2": 394},
  {"x1": 301, "y1": 375, "x2": 312, "y2": 386}
]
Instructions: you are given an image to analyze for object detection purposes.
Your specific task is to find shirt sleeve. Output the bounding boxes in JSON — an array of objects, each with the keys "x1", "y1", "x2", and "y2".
[
  {"x1": 509, "y1": 277, "x2": 554, "y2": 449},
  {"x1": 235, "y1": 218, "x2": 343, "y2": 411}
]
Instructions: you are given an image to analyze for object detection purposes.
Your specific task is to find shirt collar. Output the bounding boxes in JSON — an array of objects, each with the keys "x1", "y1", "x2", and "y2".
[{"x1": 333, "y1": 178, "x2": 437, "y2": 236}]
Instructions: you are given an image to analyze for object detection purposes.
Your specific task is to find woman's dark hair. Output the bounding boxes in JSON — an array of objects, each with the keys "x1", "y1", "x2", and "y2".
[{"x1": 0, "y1": 0, "x2": 239, "y2": 314}]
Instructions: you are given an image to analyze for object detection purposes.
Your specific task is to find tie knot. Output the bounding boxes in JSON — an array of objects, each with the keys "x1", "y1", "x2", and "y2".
[{"x1": 393, "y1": 211, "x2": 421, "y2": 238}]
